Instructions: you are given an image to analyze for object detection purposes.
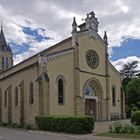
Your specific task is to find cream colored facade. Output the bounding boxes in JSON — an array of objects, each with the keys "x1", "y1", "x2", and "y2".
[{"x1": 0, "y1": 12, "x2": 125, "y2": 126}]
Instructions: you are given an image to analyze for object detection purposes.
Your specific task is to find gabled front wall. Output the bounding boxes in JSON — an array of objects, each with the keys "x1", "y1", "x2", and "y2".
[
  {"x1": 78, "y1": 35, "x2": 106, "y2": 76},
  {"x1": 78, "y1": 35, "x2": 107, "y2": 97},
  {"x1": 74, "y1": 32, "x2": 123, "y2": 120},
  {"x1": 74, "y1": 33, "x2": 110, "y2": 120}
]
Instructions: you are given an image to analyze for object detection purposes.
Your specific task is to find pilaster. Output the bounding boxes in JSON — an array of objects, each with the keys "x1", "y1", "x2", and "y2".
[{"x1": 37, "y1": 55, "x2": 50, "y2": 116}]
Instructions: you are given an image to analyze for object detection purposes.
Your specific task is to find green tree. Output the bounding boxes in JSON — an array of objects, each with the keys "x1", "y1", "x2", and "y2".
[
  {"x1": 120, "y1": 61, "x2": 139, "y2": 117},
  {"x1": 120, "y1": 61, "x2": 139, "y2": 91},
  {"x1": 120, "y1": 61, "x2": 139, "y2": 78},
  {"x1": 126, "y1": 77, "x2": 140, "y2": 115}
]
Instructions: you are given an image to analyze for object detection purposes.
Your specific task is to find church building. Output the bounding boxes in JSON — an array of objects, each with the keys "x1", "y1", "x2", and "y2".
[{"x1": 0, "y1": 12, "x2": 125, "y2": 126}]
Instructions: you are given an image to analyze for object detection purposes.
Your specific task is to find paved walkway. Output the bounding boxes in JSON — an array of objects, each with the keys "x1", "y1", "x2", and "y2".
[
  {"x1": 81, "y1": 119, "x2": 136, "y2": 140},
  {"x1": 28, "y1": 119, "x2": 133, "y2": 140},
  {"x1": 0, "y1": 119, "x2": 135, "y2": 140},
  {"x1": 94, "y1": 119, "x2": 130, "y2": 134}
]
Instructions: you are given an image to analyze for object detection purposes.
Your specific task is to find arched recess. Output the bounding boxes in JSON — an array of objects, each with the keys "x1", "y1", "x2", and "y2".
[
  {"x1": 83, "y1": 77, "x2": 103, "y2": 121},
  {"x1": 56, "y1": 75, "x2": 67, "y2": 85},
  {"x1": 37, "y1": 72, "x2": 50, "y2": 115},
  {"x1": 111, "y1": 85, "x2": 116, "y2": 106},
  {"x1": 29, "y1": 82, "x2": 34, "y2": 105},
  {"x1": 19, "y1": 80, "x2": 25, "y2": 125},
  {"x1": 56, "y1": 75, "x2": 66, "y2": 105}
]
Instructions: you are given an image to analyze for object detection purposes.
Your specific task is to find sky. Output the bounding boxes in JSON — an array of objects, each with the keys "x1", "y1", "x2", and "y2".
[{"x1": 0, "y1": 0, "x2": 140, "y2": 71}]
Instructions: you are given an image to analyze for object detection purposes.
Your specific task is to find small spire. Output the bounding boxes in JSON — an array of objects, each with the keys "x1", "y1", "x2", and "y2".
[
  {"x1": 103, "y1": 31, "x2": 108, "y2": 45},
  {"x1": 72, "y1": 17, "x2": 77, "y2": 34},
  {"x1": 72, "y1": 17, "x2": 77, "y2": 27}
]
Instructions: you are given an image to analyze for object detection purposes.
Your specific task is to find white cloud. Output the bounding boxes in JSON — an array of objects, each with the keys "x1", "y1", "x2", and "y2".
[
  {"x1": 111, "y1": 56, "x2": 140, "y2": 71},
  {"x1": 0, "y1": 0, "x2": 140, "y2": 66}
]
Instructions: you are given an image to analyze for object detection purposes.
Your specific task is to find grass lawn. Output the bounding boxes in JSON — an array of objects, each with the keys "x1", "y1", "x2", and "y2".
[{"x1": 96, "y1": 132, "x2": 140, "y2": 139}]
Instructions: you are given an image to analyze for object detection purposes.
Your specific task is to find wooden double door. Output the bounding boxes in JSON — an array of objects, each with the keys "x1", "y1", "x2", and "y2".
[{"x1": 85, "y1": 99, "x2": 96, "y2": 119}]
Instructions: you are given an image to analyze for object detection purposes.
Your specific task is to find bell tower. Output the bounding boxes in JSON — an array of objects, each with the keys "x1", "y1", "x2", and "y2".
[{"x1": 0, "y1": 26, "x2": 13, "y2": 72}]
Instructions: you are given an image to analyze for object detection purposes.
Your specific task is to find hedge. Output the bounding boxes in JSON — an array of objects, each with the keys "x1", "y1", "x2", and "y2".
[
  {"x1": 35, "y1": 116, "x2": 94, "y2": 134},
  {"x1": 131, "y1": 111, "x2": 140, "y2": 126}
]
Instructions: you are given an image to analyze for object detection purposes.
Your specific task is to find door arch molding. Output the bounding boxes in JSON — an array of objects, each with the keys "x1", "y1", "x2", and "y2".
[{"x1": 83, "y1": 77, "x2": 103, "y2": 121}]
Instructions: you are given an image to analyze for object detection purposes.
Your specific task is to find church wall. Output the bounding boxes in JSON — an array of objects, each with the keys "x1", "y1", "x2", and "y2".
[
  {"x1": 79, "y1": 73, "x2": 108, "y2": 120},
  {"x1": 0, "y1": 55, "x2": 38, "y2": 79},
  {"x1": 44, "y1": 38, "x2": 72, "y2": 55},
  {"x1": 75, "y1": 34, "x2": 109, "y2": 120},
  {"x1": 47, "y1": 51, "x2": 74, "y2": 116},
  {"x1": 77, "y1": 35, "x2": 107, "y2": 99},
  {"x1": 79, "y1": 74, "x2": 107, "y2": 98},
  {"x1": 109, "y1": 65, "x2": 122, "y2": 119},
  {"x1": 0, "y1": 51, "x2": 13, "y2": 71},
  {"x1": 0, "y1": 64, "x2": 39, "y2": 125},
  {"x1": 78, "y1": 35, "x2": 106, "y2": 76}
]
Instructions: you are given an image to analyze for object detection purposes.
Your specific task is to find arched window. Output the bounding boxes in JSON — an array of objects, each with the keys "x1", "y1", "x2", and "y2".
[
  {"x1": 4, "y1": 90, "x2": 7, "y2": 107},
  {"x1": 15, "y1": 87, "x2": 18, "y2": 106},
  {"x1": 84, "y1": 85, "x2": 95, "y2": 96},
  {"x1": 112, "y1": 86, "x2": 116, "y2": 106},
  {"x1": 6, "y1": 57, "x2": 8, "y2": 69},
  {"x1": 58, "y1": 78, "x2": 64, "y2": 104},
  {"x1": 29, "y1": 82, "x2": 34, "y2": 105},
  {"x1": 2, "y1": 57, "x2": 4, "y2": 70}
]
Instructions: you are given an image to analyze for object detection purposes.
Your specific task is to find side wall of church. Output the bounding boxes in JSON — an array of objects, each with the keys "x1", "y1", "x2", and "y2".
[
  {"x1": 109, "y1": 64, "x2": 122, "y2": 119},
  {"x1": 46, "y1": 50, "x2": 75, "y2": 116},
  {"x1": 0, "y1": 64, "x2": 39, "y2": 125}
]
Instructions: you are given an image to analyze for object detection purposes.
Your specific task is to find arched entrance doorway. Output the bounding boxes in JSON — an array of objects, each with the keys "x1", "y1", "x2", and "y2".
[{"x1": 83, "y1": 78, "x2": 103, "y2": 121}]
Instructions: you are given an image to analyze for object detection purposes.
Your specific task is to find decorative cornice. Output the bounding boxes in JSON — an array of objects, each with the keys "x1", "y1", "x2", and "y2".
[
  {"x1": 38, "y1": 48, "x2": 74, "y2": 64},
  {"x1": 77, "y1": 30, "x2": 107, "y2": 47},
  {"x1": 75, "y1": 68, "x2": 110, "y2": 78}
]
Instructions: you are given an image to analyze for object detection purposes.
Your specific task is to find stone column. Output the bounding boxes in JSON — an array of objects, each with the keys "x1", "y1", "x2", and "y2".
[
  {"x1": 7, "y1": 85, "x2": 12, "y2": 124},
  {"x1": 37, "y1": 55, "x2": 49, "y2": 116},
  {"x1": 42, "y1": 79, "x2": 50, "y2": 115},
  {"x1": 98, "y1": 98, "x2": 102, "y2": 121},
  {"x1": 121, "y1": 89, "x2": 126, "y2": 119},
  {"x1": 18, "y1": 86, "x2": 21, "y2": 124},
  {"x1": 105, "y1": 44, "x2": 110, "y2": 120},
  {"x1": 96, "y1": 99, "x2": 99, "y2": 121},
  {"x1": 73, "y1": 41, "x2": 81, "y2": 116},
  {"x1": 18, "y1": 81, "x2": 25, "y2": 125}
]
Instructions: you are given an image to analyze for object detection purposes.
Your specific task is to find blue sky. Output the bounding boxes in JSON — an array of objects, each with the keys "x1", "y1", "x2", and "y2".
[
  {"x1": 0, "y1": 0, "x2": 140, "y2": 71},
  {"x1": 10, "y1": 26, "x2": 51, "y2": 55},
  {"x1": 111, "y1": 39, "x2": 140, "y2": 61}
]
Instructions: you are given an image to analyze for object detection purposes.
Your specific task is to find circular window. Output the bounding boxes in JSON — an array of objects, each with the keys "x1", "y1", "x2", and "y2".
[
  {"x1": 86, "y1": 50, "x2": 99, "y2": 68},
  {"x1": 84, "y1": 85, "x2": 95, "y2": 96}
]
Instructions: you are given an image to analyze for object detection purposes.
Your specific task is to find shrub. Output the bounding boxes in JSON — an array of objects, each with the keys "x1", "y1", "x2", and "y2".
[
  {"x1": 0, "y1": 121, "x2": 8, "y2": 126},
  {"x1": 25, "y1": 124, "x2": 31, "y2": 129},
  {"x1": 35, "y1": 116, "x2": 94, "y2": 134},
  {"x1": 131, "y1": 111, "x2": 140, "y2": 125},
  {"x1": 135, "y1": 126, "x2": 140, "y2": 134},
  {"x1": 110, "y1": 121, "x2": 123, "y2": 133},
  {"x1": 109, "y1": 121, "x2": 140, "y2": 134}
]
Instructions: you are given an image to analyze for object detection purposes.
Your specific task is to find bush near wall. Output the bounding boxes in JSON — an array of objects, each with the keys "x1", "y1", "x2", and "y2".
[
  {"x1": 35, "y1": 116, "x2": 94, "y2": 134},
  {"x1": 131, "y1": 111, "x2": 140, "y2": 126},
  {"x1": 109, "y1": 121, "x2": 140, "y2": 134}
]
